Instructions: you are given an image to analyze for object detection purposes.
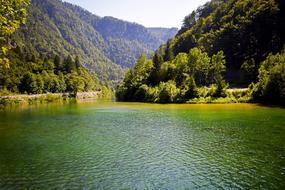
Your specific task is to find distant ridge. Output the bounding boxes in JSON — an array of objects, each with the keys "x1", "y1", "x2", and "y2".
[{"x1": 12, "y1": 0, "x2": 178, "y2": 80}]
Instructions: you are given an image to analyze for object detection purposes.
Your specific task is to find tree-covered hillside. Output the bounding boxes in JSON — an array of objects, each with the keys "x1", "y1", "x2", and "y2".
[
  {"x1": 0, "y1": 0, "x2": 178, "y2": 95},
  {"x1": 11, "y1": 0, "x2": 177, "y2": 80},
  {"x1": 0, "y1": 0, "x2": 177, "y2": 95},
  {"x1": 117, "y1": 0, "x2": 285, "y2": 105},
  {"x1": 153, "y1": 0, "x2": 285, "y2": 85},
  {"x1": 0, "y1": 0, "x2": 105, "y2": 96},
  {"x1": 12, "y1": 0, "x2": 122, "y2": 81},
  {"x1": 1, "y1": 50, "x2": 103, "y2": 96},
  {"x1": 64, "y1": 3, "x2": 178, "y2": 69}
]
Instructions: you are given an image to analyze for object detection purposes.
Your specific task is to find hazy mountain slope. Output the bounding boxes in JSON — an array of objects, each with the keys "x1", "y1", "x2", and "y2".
[
  {"x1": 11, "y1": 0, "x2": 178, "y2": 80},
  {"x1": 13, "y1": 0, "x2": 123, "y2": 81},
  {"x1": 64, "y1": 3, "x2": 178, "y2": 68},
  {"x1": 147, "y1": 27, "x2": 178, "y2": 42}
]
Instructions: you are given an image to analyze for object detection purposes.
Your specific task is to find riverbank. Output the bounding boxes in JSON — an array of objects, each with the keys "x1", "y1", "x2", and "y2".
[
  {"x1": 117, "y1": 88, "x2": 252, "y2": 104},
  {"x1": 0, "y1": 88, "x2": 261, "y2": 108},
  {"x1": 0, "y1": 92, "x2": 101, "y2": 109},
  {"x1": 185, "y1": 88, "x2": 250, "y2": 104}
]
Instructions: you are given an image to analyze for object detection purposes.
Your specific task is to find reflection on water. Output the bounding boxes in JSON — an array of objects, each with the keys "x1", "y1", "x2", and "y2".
[{"x1": 0, "y1": 102, "x2": 285, "y2": 189}]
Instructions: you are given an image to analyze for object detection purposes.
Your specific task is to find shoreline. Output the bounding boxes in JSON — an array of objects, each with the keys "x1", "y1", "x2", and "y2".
[
  {"x1": 0, "y1": 92, "x2": 101, "y2": 108},
  {"x1": 1, "y1": 90, "x2": 283, "y2": 108},
  {"x1": 0, "y1": 91, "x2": 100, "y2": 99}
]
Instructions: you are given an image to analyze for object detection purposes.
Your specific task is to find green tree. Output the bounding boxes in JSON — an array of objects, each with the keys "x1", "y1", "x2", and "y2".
[
  {"x1": 134, "y1": 84, "x2": 149, "y2": 102},
  {"x1": 172, "y1": 53, "x2": 188, "y2": 85},
  {"x1": 66, "y1": 72, "x2": 84, "y2": 97},
  {"x1": 241, "y1": 58, "x2": 258, "y2": 83},
  {"x1": 181, "y1": 76, "x2": 198, "y2": 100},
  {"x1": 0, "y1": 0, "x2": 30, "y2": 67},
  {"x1": 212, "y1": 78, "x2": 228, "y2": 98},
  {"x1": 116, "y1": 54, "x2": 154, "y2": 101},
  {"x1": 116, "y1": 83, "x2": 128, "y2": 101},
  {"x1": 43, "y1": 59, "x2": 55, "y2": 71},
  {"x1": 19, "y1": 72, "x2": 43, "y2": 94},
  {"x1": 158, "y1": 80, "x2": 179, "y2": 103},
  {"x1": 63, "y1": 55, "x2": 75, "y2": 73},
  {"x1": 157, "y1": 61, "x2": 176, "y2": 82},
  {"x1": 54, "y1": 55, "x2": 62, "y2": 74},
  {"x1": 75, "y1": 56, "x2": 80, "y2": 68},
  {"x1": 254, "y1": 51, "x2": 285, "y2": 104},
  {"x1": 182, "y1": 11, "x2": 197, "y2": 29},
  {"x1": 75, "y1": 55, "x2": 81, "y2": 74},
  {"x1": 188, "y1": 48, "x2": 211, "y2": 85},
  {"x1": 34, "y1": 75, "x2": 44, "y2": 94},
  {"x1": 130, "y1": 54, "x2": 154, "y2": 87},
  {"x1": 209, "y1": 51, "x2": 226, "y2": 84}
]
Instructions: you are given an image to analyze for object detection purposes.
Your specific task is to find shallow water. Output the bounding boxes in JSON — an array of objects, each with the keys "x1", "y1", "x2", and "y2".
[{"x1": 0, "y1": 102, "x2": 285, "y2": 189}]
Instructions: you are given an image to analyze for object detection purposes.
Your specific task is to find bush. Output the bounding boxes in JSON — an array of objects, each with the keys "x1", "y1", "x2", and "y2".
[
  {"x1": 261, "y1": 63, "x2": 285, "y2": 104},
  {"x1": 253, "y1": 51, "x2": 285, "y2": 104},
  {"x1": 181, "y1": 76, "x2": 198, "y2": 100},
  {"x1": 197, "y1": 87, "x2": 209, "y2": 98},
  {"x1": 19, "y1": 73, "x2": 44, "y2": 94},
  {"x1": 98, "y1": 86, "x2": 114, "y2": 100},
  {"x1": 116, "y1": 83, "x2": 128, "y2": 101},
  {"x1": 157, "y1": 81, "x2": 180, "y2": 103},
  {"x1": 0, "y1": 88, "x2": 13, "y2": 96},
  {"x1": 134, "y1": 85, "x2": 149, "y2": 101},
  {"x1": 212, "y1": 78, "x2": 228, "y2": 98}
]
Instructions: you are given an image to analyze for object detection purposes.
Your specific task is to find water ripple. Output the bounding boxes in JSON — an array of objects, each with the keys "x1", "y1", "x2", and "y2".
[{"x1": 0, "y1": 103, "x2": 285, "y2": 189}]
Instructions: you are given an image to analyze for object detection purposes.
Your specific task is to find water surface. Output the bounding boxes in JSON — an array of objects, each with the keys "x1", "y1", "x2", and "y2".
[{"x1": 0, "y1": 102, "x2": 285, "y2": 189}]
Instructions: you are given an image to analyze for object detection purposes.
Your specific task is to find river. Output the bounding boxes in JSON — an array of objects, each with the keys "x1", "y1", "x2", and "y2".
[{"x1": 0, "y1": 102, "x2": 285, "y2": 189}]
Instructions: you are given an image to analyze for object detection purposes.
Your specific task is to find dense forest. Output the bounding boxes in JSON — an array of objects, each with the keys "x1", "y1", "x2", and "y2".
[
  {"x1": 1, "y1": 48, "x2": 103, "y2": 96},
  {"x1": 117, "y1": 0, "x2": 285, "y2": 105},
  {"x1": 12, "y1": 0, "x2": 177, "y2": 79},
  {"x1": 0, "y1": 0, "x2": 177, "y2": 96}
]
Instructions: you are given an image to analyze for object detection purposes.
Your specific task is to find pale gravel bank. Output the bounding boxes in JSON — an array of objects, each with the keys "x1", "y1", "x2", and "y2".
[{"x1": 0, "y1": 91, "x2": 100, "y2": 100}]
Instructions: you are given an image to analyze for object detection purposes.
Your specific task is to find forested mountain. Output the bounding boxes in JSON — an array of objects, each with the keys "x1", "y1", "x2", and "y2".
[
  {"x1": 153, "y1": 0, "x2": 285, "y2": 85},
  {"x1": 0, "y1": 0, "x2": 113, "y2": 96},
  {"x1": 11, "y1": 0, "x2": 177, "y2": 79},
  {"x1": 117, "y1": 0, "x2": 285, "y2": 104},
  {"x1": 0, "y1": 0, "x2": 177, "y2": 95}
]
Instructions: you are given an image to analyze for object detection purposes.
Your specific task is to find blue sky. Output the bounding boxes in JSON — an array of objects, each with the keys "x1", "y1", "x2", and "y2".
[{"x1": 63, "y1": 0, "x2": 209, "y2": 28}]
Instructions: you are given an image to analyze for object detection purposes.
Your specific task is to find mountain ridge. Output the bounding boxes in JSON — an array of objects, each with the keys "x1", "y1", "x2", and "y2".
[{"x1": 12, "y1": 0, "x2": 178, "y2": 80}]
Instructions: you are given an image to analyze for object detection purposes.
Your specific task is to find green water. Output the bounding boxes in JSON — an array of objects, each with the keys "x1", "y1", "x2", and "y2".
[{"x1": 0, "y1": 102, "x2": 285, "y2": 189}]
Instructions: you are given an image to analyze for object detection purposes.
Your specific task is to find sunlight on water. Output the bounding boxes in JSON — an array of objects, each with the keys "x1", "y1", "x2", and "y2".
[{"x1": 0, "y1": 102, "x2": 285, "y2": 189}]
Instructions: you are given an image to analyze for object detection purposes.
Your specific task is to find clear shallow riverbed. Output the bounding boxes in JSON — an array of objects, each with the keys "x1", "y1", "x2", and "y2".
[{"x1": 0, "y1": 102, "x2": 285, "y2": 189}]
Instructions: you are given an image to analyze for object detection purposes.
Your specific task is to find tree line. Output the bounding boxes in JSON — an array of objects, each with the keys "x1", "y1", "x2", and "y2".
[
  {"x1": 116, "y1": 48, "x2": 228, "y2": 103},
  {"x1": 0, "y1": 47, "x2": 102, "y2": 96},
  {"x1": 117, "y1": 46, "x2": 285, "y2": 105},
  {"x1": 116, "y1": 0, "x2": 285, "y2": 105},
  {"x1": 0, "y1": 0, "x2": 111, "y2": 97}
]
